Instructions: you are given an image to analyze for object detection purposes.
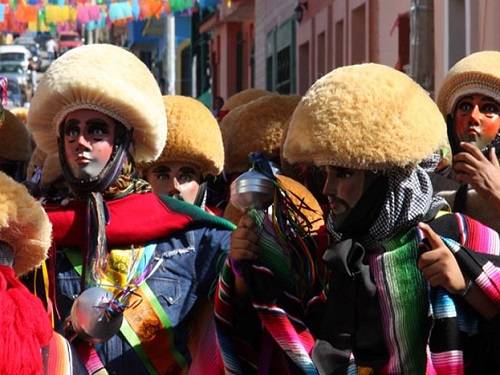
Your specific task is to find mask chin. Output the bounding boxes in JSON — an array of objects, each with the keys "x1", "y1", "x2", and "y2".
[{"x1": 69, "y1": 162, "x2": 107, "y2": 180}]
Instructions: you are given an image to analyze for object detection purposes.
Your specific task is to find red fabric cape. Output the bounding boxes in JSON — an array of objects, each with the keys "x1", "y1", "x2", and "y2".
[{"x1": 46, "y1": 192, "x2": 193, "y2": 248}]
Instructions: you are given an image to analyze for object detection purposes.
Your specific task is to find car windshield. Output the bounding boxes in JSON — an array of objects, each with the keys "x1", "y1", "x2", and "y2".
[
  {"x1": 60, "y1": 34, "x2": 79, "y2": 41},
  {"x1": 0, "y1": 53, "x2": 25, "y2": 62},
  {"x1": 0, "y1": 64, "x2": 24, "y2": 73}
]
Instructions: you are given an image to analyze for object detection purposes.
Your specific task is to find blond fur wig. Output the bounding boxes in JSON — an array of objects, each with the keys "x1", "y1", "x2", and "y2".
[
  {"x1": 437, "y1": 51, "x2": 500, "y2": 116},
  {"x1": 27, "y1": 44, "x2": 166, "y2": 163},
  {"x1": 221, "y1": 95, "x2": 301, "y2": 174},
  {"x1": 139, "y1": 95, "x2": 224, "y2": 176},
  {"x1": 221, "y1": 88, "x2": 274, "y2": 111},
  {"x1": 0, "y1": 172, "x2": 52, "y2": 275},
  {"x1": 0, "y1": 109, "x2": 32, "y2": 162},
  {"x1": 283, "y1": 64, "x2": 447, "y2": 170},
  {"x1": 224, "y1": 174, "x2": 324, "y2": 231}
]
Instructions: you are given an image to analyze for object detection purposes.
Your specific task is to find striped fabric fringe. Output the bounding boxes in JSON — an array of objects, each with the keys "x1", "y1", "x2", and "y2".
[
  {"x1": 423, "y1": 213, "x2": 500, "y2": 375},
  {"x1": 214, "y1": 259, "x2": 321, "y2": 375},
  {"x1": 215, "y1": 155, "x2": 325, "y2": 374},
  {"x1": 367, "y1": 213, "x2": 500, "y2": 375}
]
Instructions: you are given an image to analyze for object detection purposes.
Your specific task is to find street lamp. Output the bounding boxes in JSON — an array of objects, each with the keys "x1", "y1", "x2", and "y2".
[{"x1": 294, "y1": 1, "x2": 308, "y2": 23}]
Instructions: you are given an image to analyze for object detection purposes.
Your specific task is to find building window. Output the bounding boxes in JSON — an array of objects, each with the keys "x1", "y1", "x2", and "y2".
[
  {"x1": 351, "y1": 4, "x2": 366, "y2": 64},
  {"x1": 335, "y1": 19, "x2": 344, "y2": 67},
  {"x1": 298, "y1": 42, "x2": 310, "y2": 95},
  {"x1": 265, "y1": 18, "x2": 296, "y2": 94},
  {"x1": 180, "y1": 45, "x2": 192, "y2": 96},
  {"x1": 276, "y1": 46, "x2": 292, "y2": 93},
  {"x1": 236, "y1": 31, "x2": 244, "y2": 92},
  {"x1": 266, "y1": 30, "x2": 275, "y2": 91},
  {"x1": 317, "y1": 31, "x2": 326, "y2": 79},
  {"x1": 250, "y1": 44, "x2": 255, "y2": 88},
  {"x1": 448, "y1": 0, "x2": 466, "y2": 68},
  {"x1": 396, "y1": 13, "x2": 410, "y2": 72}
]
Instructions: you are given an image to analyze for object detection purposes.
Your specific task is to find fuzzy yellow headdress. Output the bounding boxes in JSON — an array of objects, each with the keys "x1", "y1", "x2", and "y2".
[
  {"x1": 221, "y1": 88, "x2": 274, "y2": 112},
  {"x1": 437, "y1": 51, "x2": 500, "y2": 116},
  {"x1": 140, "y1": 95, "x2": 224, "y2": 176},
  {"x1": 27, "y1": 44, "x2": 166, "y2": 164},
  {"x1": 0, "y1": 108, "x2": 32, "y2": 162},
  {"x1": 283, "y1": 64, "x2": 446, "y2": 170},
  {"x1": 221, "y1": 95, "x2": 300, "y2": 174},
  {"x1": 0, "y1": 172, "x2": 52, "y2": 275}
]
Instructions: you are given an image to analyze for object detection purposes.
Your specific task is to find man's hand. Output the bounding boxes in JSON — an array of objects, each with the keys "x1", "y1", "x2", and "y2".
[
  {"x1": 453, "y1": 142, "x2": 500, "y2": 209},
  {"x1": 229, "y1": 214, "x2": 260, "y2": 297},
  {"x1": 229, "y1": 214, "x2": 260, "y2": 262},
  {"x1": 417, "y1": 222, "x2": 467, "y2": 295}
]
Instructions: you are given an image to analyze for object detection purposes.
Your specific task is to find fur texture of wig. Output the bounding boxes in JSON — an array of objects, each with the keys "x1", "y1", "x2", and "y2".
[
  {"x1": 436, "y1": 50, "x2": 500, "y2": 116},
  {"x1": 139, "y1": 95, "x2": 224, "y2": 176},
  {"x1": 283, "y1": 63, "x2": 447, "y2": 170},
  {"x1": 27, "y1": 44, "x2": 166, "y2": 163},
  {"x1": 0, "y1": 172, "x2": 52, "y2": 276}
]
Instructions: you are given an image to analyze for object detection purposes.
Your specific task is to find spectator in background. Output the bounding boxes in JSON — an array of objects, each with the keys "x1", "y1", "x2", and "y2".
[
  {"x1": 46, "y1": 37, "x2": 58, "y2": 61},
  {"x1": 212, "y1": 95, "x2": 224, "y2": 119}
]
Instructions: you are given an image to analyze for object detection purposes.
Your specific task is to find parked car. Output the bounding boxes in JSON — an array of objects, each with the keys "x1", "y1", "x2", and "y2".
[
  {"x1": 14, "y1": 36, "x2": 40, "y2": 57},
  {"x1": 0, "y1": 62, "x2": 29, "y2": 88},
  {"x1": 0, "y1": 45, "x2": 32, "y2": 71},
  {"x1": 57, "y1": 31, "x2": 83, "y2": 53},
  {"x1": 14, "y1": 36, "x2": 43, "y2": 70},
  {"x1": 5, "y1": 79, "x2": 25, "y2": 108}
]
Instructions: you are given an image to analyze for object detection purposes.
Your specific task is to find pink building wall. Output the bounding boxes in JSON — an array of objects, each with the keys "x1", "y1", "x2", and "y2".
[
  {"x1": 295, "y1": 0, "x2": 411, "y2": 94},
  {"x1": 376, "y1": 0, "x2": 411, "y2": 67},
  {"x1": 205, "y1": 1, "x2": 255, "y2": 101},
  {"x1": 434, "y1": 0, "x2": 500, "y2": 95}
]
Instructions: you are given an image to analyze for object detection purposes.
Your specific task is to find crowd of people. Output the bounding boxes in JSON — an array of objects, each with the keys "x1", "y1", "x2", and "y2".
[{"x1": 0, "y1": 44, "x2": 498, "y2": 374}]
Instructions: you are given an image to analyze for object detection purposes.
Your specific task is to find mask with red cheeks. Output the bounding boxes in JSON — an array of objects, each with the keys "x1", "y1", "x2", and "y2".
[{"x1": 454, "y1": 94, "x2": 500, "y2": 149}]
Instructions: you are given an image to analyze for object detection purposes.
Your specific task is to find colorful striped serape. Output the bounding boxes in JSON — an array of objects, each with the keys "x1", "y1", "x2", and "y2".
[
  {"x1": 214, "y1": 209, "x2": 324, "y2": 375},
  {"x1": 368, "y1": 213, "x2": 500, "y2": 374}
]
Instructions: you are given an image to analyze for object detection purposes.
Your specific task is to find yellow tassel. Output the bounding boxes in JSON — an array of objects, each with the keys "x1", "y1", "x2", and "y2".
[{"x1": 41, "y1": 260, "x2": 54, "y2": 327}]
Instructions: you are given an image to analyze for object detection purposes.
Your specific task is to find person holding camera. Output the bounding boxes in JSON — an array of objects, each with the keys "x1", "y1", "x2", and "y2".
[{"x1": 435, "y1": 51, "x2": 500, "y2": 232}]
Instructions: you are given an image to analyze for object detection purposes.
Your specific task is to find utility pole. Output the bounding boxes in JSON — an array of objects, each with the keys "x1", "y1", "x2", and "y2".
[
  {"x1": 164, "y1": 13, "x2": 176, "y2": 95},
  {"x1": 409, "y1": 0, "x2": 434, "y2": 94}
]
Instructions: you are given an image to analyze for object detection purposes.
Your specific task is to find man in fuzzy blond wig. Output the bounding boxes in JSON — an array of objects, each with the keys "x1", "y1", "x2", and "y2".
[
  {"x1": 228, "y1": 64, "x2": 500, "y2": 374},
  {"x1": 217, "y1": 94, "x2": 300, "y2": 211},
  {"x1": 139, "y1": 95, "x2": 224, "y2": 215},
  {"x1": 434, "y1": 51, "x2": 500, "y2": 232},
  {"x1": 0, "y1": 171, "x2": 85, "y2": 374},
  {"x1": 0, "y1": 106, "x2": 32, "y2": 181},
  {"x1": 27, "y1": 44, "x2": 234, "y2": 374}
]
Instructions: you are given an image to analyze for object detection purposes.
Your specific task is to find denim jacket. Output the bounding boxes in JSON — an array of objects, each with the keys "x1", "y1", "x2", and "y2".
[{"x1": 56, "y1": 224, "x2": 231, "y2": 374}]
